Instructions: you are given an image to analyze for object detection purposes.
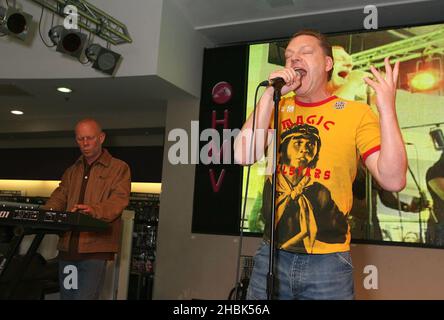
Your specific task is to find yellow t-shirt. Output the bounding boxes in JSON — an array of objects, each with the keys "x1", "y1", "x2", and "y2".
[{"x1": 261, "y1": 95, "x2": 380, "y2": 254}]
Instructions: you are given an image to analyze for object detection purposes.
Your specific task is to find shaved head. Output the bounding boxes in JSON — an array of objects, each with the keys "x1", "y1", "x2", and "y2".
[{"x1": 75, "y1": 118, "x2": 102, "y2": 133}]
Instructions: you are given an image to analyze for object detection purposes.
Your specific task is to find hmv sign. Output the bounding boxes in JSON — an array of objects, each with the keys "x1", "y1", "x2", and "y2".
[{"x1": 192, "y1": 45, "x2": 248, "y2": 235}]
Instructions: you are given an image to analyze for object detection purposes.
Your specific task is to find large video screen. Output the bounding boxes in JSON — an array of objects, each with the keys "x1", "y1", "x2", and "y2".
[{"x1": 242, "y1": 23, "x2": 444, "y2": 248}]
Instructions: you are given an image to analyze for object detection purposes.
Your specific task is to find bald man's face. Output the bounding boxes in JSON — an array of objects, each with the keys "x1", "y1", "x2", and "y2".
[{"x1": 75, "y1": 121, "x2": 105, "y2": 163}]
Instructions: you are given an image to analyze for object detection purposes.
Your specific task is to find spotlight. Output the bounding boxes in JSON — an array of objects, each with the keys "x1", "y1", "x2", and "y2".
[
  {"x1": 0, "y1": 6, "x2": 33, "y2": 41},
  {"x1": 48, "y1": 25, "x2": 87, "y2": 58},
  {"x1": 85, "y1": 43, "x2": 121, "y2": 75},
  {"x1": 430, "y1": 127, "x2": 444, "y2": 151},
  {"x1": 408, "y1": 69, "x2": 441, "y2": 92}
]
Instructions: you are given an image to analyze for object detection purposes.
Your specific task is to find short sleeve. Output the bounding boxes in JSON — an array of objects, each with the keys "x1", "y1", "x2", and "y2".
[{"x1": 356, "y1": 107, "x2": 381, "y2": 162}]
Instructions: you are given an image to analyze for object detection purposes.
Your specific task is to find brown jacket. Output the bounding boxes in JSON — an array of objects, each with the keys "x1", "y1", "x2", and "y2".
[{"x1": 44, "y1": 149, "x2": 131, "y2": 253}]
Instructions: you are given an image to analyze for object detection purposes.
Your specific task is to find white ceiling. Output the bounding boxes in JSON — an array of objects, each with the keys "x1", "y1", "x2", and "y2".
[
  {"x1": 173, "y1": 0, "x2": 397, "y2": 28},
  {"x1": 171, "y1": 0, "x2": 436, "y2": 44}
]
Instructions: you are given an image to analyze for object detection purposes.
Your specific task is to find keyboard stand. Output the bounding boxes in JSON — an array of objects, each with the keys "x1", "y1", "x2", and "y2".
[{"x1": 0, "y1": 227, "x2": 60, "y2": 299}]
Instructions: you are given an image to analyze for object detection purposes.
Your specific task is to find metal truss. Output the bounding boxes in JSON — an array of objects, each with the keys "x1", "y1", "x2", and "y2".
[
  {"x1": 30, "y1": 0, "x2": 132, "y2": 45},
  {"x1": 352, "y1": 27, "x2": 444, "y2": 71}
]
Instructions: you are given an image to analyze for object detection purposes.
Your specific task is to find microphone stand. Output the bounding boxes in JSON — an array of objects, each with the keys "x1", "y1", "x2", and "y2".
[
  {"x1": 267, "y1": 84, "x2": 282, "y2": 300},
  {"x1": 407, "y1": 165, "x2": 436, "y2": 242}
]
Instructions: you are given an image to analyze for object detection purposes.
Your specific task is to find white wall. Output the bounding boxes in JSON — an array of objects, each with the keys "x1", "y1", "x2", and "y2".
[
  {"x1": 157, "y1": 0, "x2": 213, "y2": 98},
  {"x1": 0, "y1": 0, "x2": 163, "y2": 79}
]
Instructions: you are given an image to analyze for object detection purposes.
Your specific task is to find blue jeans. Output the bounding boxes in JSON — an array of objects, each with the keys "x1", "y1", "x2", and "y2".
[
  {"x1": 246, "y1": 242, "x2": 354, "y2": 300},
  {"x1": 58, "y1": 259, "x2": 106, "y2": 300}
]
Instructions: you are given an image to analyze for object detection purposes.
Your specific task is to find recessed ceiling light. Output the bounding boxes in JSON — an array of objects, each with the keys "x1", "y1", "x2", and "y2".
[
  {"x1": 11, "y1": 110, "x2": 24, "y2": 115},
  {"x1": 57, "y1": 87, "x2": 72, "y2": 93}
]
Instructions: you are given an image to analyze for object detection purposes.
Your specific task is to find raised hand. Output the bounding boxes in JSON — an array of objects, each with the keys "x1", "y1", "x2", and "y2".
[{"x1": 364, "y1": 57, "x2": 400, "y2": 116}]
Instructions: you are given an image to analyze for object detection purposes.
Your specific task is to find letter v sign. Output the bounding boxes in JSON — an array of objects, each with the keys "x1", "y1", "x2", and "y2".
[{"x1": 209, "y1": 169, "x2": 226, "y2": 192}]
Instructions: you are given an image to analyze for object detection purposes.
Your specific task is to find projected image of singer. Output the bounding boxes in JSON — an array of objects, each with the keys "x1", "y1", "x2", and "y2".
[
  {"x1": 42, "y1": 119, "x2": 131, "y2": 300},
  {"x1": 234, "y1": 30, "x2": 407, "y2": 299},
  {"x1": 327, "y1": 45, "x2": 372, "y2": 103}
]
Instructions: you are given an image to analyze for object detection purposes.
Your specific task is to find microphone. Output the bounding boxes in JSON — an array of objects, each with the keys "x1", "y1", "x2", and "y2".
[
  {"x1": 259, "y1": 69, "x2": 303, "y2": 87},
  {"x1": 260, "y1": 77, "x2": 286, "y2": 88}
]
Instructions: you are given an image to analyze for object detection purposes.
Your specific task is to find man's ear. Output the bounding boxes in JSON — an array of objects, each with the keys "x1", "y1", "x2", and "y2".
[
  {"x1": 325, "y1": 55, "x2": 334, "y2": 74},
  {"x1": 99, "y1": 132, "x2": 106, "y2": 144}
]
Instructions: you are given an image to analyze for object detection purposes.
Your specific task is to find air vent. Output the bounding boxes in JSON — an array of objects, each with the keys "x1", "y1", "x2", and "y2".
[{"x1": 0, "y1": 84, "x2": 32, "y2": 96}]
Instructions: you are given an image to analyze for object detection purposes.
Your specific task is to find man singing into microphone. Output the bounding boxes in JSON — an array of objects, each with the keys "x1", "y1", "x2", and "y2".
[{"x1": 234, "y1": 30, "x2": 407, "y2": 299}]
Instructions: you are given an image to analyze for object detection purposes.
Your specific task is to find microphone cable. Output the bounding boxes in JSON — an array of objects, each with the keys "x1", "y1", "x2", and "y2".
[{"x1": 38, "y1": 6, "x2": 56, "y2": 48}]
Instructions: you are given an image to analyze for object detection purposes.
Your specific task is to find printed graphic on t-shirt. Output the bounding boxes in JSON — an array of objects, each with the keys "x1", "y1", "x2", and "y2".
[
  {"x1": 261, "y1": 96, "x2": 381, "y2": 254},
  {"x1": 274, "y1": 124, "x2": 348, "y2": 253}
]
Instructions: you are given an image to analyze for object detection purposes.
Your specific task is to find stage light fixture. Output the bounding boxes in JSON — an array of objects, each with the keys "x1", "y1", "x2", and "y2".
[
  {"x1": 85, "y1": 43, "x2": 121, "y2": 75},
  {"x1": 48, "y1": 25, "x2": 87, "y2": 58},
  {"x1": 0, "y1": 6, "x2": 33, "y2": 41},
  {"x1": 409, "y1": 69, "x2": 441, "y2": 92},
  {"x1": 430, "y1": 127, "x2": 444, "y2": 151}
]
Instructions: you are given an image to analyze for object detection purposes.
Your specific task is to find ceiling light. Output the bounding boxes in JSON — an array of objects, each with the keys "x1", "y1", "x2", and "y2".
[
  {"x1": 0, "y1": 6, "x2": 33, "y2": 41},
  {"x1": 11, "y1": 110, "x2": 24, "y2": 115},
  {"x1": 57, "y1": 87, "x2": 72, "y2": 93}
]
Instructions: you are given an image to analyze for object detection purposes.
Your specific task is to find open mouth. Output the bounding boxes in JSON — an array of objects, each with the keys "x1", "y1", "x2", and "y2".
[
  {"x1": 338, "y1": 71, "x2": 349, "y2": 78},
  {"x1": 294, "y1": 68, "x2": 307, "y2": 77}
]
